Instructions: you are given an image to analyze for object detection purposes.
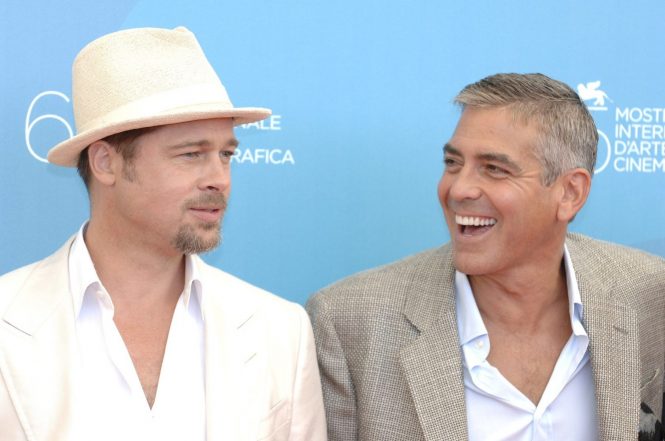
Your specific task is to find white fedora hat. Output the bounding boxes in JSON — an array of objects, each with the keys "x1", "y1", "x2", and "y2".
[{"x1": 47, "y1": 26, "x2": 271, "y2": 166}]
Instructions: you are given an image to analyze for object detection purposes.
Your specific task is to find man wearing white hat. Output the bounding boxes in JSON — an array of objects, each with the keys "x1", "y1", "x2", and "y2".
[{"x1": 0, "y1": 27, "x2": 326, "y2": 441}]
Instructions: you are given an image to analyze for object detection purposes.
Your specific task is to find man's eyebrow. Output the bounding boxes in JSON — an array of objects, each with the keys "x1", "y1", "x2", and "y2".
[
  {"x1": 443, "y1": 143, "x2": 522, "y2": 173},
  {"x1": 167, "y1": 138, "x2": 240, "y2": 150},
  {"x1": 477, "y1": 152, "x2": 522, "y2": 173},
  {"x1": 443, "y1": 143, "x2": 461, "y2": 156}
]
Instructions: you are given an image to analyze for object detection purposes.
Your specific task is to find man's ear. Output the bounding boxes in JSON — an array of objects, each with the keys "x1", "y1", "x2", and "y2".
[
  {"x1": 557, "y1": 168, "x2": 592, "y2": 222},
  {"x1": 87, "y1": 140, "x2": 119, "y2": 186}
]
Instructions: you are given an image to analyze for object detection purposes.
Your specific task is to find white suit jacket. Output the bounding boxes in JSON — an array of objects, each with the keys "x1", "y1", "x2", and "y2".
[{"x1": 0, "y1": 238, "x2": 327, "y2": 441}]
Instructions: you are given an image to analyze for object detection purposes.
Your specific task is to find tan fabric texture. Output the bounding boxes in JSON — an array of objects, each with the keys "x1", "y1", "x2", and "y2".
[{"x1": 307, "y1": 233, "x2": 665, "y2": 441}]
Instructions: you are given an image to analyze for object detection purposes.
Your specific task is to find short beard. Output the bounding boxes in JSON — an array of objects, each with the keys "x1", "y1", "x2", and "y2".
[
  {"x1": 172, "y1": 222, "x2": 221, "y2": 255},
  {"x1": 171, "y1": 193, "x2": 227, "y2": 255}
]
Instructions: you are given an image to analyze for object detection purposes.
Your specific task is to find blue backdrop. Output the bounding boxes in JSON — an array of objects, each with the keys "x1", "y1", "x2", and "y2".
[{"x1": 2, "y1": 1, "x2": 665, "y2": 304}]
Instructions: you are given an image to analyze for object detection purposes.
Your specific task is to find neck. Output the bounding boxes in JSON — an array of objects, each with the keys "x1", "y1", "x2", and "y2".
[
  {"x1": 469, "y1": 252, "x2": 569, "y2": 332},
  {"x1": 84, "y1": 217, "x2": 185, "y2": 313}
]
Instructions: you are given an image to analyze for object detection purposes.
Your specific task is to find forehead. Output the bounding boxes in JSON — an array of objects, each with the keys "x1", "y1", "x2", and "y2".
[
  {"x1": 130, "y1": 118, "x2": 238, "y2": 158},
  {"x1": 448, "y1": 107, "x2": 540, "y2": 159}
]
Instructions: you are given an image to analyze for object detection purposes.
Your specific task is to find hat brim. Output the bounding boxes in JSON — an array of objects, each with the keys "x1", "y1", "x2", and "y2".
[{"x1": 47, "y1": 104, "x2": 271, "y2": 167}]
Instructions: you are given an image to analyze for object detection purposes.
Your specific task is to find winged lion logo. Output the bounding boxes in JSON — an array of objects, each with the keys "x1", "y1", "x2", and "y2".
[{"x1": 577, "y1": 81, "x2": 612, "y2": 107}]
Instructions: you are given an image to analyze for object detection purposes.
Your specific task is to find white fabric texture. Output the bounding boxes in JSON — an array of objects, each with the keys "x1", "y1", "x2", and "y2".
[
  {"x1": 456, "y1": 246, "x2": 598, "y2": 441},
  {"x1": 69, "y1": 227, "x2": 205, "y2": 441}
]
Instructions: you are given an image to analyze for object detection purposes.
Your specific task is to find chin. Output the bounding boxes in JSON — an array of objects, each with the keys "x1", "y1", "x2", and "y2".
[{"x1": 452, "y1": 251, "x2": 496, "y2": 276}]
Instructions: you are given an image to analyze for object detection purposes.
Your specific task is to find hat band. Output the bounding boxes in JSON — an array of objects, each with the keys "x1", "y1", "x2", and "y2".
[{"x1": 77, "y1": 83, "x2": 233, "y2": 133}]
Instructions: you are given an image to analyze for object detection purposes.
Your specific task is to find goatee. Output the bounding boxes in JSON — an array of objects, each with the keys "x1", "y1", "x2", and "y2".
[{"x1": 172, "y1": 193, "x2": 227, "y2": 254}]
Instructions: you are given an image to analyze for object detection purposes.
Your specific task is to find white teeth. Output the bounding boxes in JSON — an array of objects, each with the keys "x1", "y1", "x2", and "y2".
[{"x1": 455, "y1": 215, "x2": 497, "y2": 226}]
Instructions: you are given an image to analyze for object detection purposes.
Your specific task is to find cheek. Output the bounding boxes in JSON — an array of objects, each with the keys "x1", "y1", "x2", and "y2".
[
  {"x1": 141, "y1": 185, "x2": 186, "y2": 213},
  {"x1": 437, "y1": 175, "x2": 448, "y2": 207}
]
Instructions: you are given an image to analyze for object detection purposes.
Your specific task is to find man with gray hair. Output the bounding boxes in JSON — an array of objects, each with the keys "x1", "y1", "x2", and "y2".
[{"x1": 307, "y1": 73, "x2": 664, "y2": 440}]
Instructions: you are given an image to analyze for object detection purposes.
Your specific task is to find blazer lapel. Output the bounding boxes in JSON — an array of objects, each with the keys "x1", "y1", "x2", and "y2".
[
  {"x1": 569, "y1": 239, "x2": 640, "y2": 440},
  {"x1": 399, "y1": 246, "x2": 469, "y2": 440},
  {"x1": 396, "y1": 237, "x2": 642, "y2": 441},
  {"x1": 200, "y1": 261, "x2": 261, "y2": 441},
  {"x1": 1, "y1": 239, "x2": 79, "y2": 441}
]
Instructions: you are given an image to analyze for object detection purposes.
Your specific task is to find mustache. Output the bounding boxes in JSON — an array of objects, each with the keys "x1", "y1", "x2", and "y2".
[{"x1": 183, "y1": 193, "x2": 228, "y2": 211}]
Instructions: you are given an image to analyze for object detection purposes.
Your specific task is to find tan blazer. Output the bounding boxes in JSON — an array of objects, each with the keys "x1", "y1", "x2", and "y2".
[
  {"x1": 0, "y1": 238, "x2": 327, "y2": 441},
  {"x1": 307, "y1": 233, "x2": 665, "y2": 441}
]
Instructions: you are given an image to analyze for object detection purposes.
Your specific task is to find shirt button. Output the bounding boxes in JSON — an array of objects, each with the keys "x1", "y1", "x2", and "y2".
[{"x1": 475, "y1": 340, "x2": 484, "y2": 349}]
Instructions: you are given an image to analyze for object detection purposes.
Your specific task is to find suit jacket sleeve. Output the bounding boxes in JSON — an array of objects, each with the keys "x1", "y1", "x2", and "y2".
[
  {"x1": 306, "y1": 292, "x2": 357, "y2": 441},
  {"x1": 288, "y1": 305, "x2": 328, "y2": 441}
]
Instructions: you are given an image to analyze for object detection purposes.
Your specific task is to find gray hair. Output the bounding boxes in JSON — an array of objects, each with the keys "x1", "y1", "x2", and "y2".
[{"x1": 454, "y1": 73, "x2": 598, "y2": 185}]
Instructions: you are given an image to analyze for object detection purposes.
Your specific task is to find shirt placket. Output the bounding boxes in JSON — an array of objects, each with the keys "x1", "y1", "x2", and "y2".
[{"x1": 96, "y1": 288, "x2": 153, "y2": 419}]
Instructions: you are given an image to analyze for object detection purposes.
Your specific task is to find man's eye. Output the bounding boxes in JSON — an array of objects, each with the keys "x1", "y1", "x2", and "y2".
[
  {"x1": 219, "y1": 150, "x2": 236, "y2": 163},
  {"x1": 444, "y1": 157, "x2": 461, "y2": 170},
  {"x1": 181, "y1": 151, "x2": 200, "y2": 158},
  {"x1": 485, "y1": 164, "x2": 509, "y2": 176}
]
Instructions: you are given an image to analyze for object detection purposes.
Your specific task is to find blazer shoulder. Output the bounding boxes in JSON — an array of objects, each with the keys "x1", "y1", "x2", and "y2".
[
  {"x1": 0, "y1": 239, "x2": 74, "y2": 314},
  {"x1": 566, "y1": 233, "x2": 665, "y2": 316},
  {"x1": 309, "y1": 244, "x2": 453, "y2": 310},
  {"x1": 0, "y1": 260, "x2": 42, "y2": 289},
  {"x1": 567, "y1": 233, "x2": 665, "y2": 277},
  {"x1": 195, "y1": 258, "x2": 312, "y2": 369},
  {"x1": 195, "y1": 256, "x2": 305, "y2": 320},
  {"x1": 0, "y1": 262, "x2": 42, "y2": 314}
]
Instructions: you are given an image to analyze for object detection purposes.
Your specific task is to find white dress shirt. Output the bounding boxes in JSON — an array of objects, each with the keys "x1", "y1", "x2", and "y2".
[
  {"x1": 68, "y1": 225, "x2": 205, "y2": 441},
  {"x1": 455, "y1": 246, "x2": 598, "y2": 440}
]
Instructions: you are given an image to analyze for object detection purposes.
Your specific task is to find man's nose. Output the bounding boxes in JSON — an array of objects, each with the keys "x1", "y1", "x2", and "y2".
[
  {"x1": 199, "y1": 155, "x2": 230, "y2": 192},
  {"x1": 447, "y1": 167, "x2": 482, "y2": 201}
]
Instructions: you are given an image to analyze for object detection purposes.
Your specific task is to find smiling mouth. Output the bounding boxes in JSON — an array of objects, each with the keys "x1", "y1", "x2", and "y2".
[{"x1": 455, "y1": 214, "x2": 497, "y2": 235}]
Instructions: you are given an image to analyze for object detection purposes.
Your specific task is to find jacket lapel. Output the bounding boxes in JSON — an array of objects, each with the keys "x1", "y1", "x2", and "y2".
[
  {"x1": 200, "y1": 260, "x2": 261, "y2": 441},
  {"x1": 399, "y1": 246, "x2": 469, "y2": 440},
  {"x1": 1, "y1": 239, "x2": 79, "y2": 441},
  {"x1": 568, "y1": 238, "x2": 640, "y2": 440},
  {"x1": 395, "y1": 237, "x2": 642, "y2": 441}
]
